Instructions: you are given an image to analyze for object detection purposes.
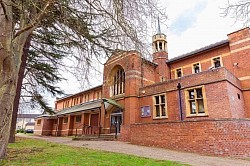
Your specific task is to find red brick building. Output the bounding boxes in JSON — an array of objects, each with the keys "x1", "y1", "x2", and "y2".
[{"x1": 34, "y1": 27, "x2": 250, "y2": 158}]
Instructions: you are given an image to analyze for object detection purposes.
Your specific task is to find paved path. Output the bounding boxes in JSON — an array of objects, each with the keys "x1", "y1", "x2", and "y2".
[{"x1": 17, "y1": 134, "x2": 250, "y2": 166}]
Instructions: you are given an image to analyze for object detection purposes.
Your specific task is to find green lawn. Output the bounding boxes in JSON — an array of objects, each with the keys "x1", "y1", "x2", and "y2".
[{"x1": 2, "y1": 137, "x2": 188, "y2": 166}]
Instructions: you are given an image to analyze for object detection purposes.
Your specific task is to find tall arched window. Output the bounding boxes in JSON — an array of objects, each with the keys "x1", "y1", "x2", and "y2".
[{"x1": 112, "y1": 67, "x2": 125, "y2": 96}]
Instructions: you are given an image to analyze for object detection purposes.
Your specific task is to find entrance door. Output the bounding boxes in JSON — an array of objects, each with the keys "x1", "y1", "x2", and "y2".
[{"x1": 110, "y1": 114, "x2": 122, "y2": 133}]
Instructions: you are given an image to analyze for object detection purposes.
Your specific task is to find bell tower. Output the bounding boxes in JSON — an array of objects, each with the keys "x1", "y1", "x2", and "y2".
[
  {"x1": 152, "y1": 18, "x2": 168, "y2": 55},
  {"x1": 152, "y1": 17, "x2": 169, "y2": 81}
]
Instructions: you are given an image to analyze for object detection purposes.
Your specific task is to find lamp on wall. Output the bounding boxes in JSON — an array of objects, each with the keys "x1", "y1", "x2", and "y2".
[{"x1": 233, "y1": 62, "x2": 239, "y2": 67}]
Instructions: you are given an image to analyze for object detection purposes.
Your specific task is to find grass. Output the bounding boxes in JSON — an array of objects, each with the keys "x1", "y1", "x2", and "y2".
[{"x1": 2, "y1": 137, "x2": 188, "y2": 166}]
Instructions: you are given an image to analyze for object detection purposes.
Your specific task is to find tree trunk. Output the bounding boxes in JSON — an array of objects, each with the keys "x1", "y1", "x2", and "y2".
[
  {"x1": 8, "y1": 36, "x2": 31, "y2": 143},
  {"x1": 0, "y1": 1, "x2": 14, "y2": 160},
  {"x1": 0, "y1": 71, "x2": 17, "y2": 160},
  {"x1": 0, "y1": 1, "x2": 31, "y2": 159}
]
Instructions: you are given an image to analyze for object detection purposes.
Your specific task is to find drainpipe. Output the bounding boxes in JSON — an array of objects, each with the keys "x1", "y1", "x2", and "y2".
[
  {"x1": 177, "y1": 83, "x2": 183, "y2": 121},
  {"x1": 55, "y1": 116, "x2": 59, "y2": 136},
  {"x1": 115, "y1": 120, "x2": 118, "y2": 139},
  {"x1": 98, "y1": 107, "x2": 101, "y2": 138}
]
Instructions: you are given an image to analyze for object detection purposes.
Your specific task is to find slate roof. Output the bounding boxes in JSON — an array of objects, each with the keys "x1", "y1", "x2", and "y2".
[
  {"x1": 35, "y1": 99, "x2": 103, "y2": 119},
  {"x1": 168, "y1": 39, "x2": 229, "y2": 63},
  {"x1": 56, "y1": 99, "x2": 102, "y2": 115}
]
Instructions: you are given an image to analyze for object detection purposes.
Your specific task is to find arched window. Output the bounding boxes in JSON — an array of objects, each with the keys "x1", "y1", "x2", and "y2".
[{"x1": 111, "y1": 67, "x2": 125, "y2": 96}]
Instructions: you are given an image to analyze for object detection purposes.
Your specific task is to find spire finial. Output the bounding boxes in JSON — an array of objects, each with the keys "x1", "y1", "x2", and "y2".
[{"x1": 157, "y1": 16, "x2": 161, "y2": 34}]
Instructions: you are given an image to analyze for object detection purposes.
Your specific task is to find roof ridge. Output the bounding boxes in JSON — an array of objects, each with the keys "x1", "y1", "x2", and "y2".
[{"x1": 168, "y1": 39, "x2": 229, "y2": 63}]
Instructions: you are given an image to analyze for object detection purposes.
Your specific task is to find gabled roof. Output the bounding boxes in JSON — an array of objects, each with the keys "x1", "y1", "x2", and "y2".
[
  {"x1": 56, "y1": 99, "x2": 102, "y2": 115},
  {"x1": 35, "y1": 98, "x2": 124, "y2": 119},
  {"x1": 36, "y1": 100, "x2": 102, "y2": 119},
  {"x1": 168, "y1": 39, "x2": 229, "y2": 63}
]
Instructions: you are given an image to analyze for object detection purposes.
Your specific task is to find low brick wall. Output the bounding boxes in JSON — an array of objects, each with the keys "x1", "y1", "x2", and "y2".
[
  {"x1": 128, "y1": 119, "x2": 250, "y2": 158},
  {"x1": 119, "y1": 125, "x2": 131, "y2": 142}
]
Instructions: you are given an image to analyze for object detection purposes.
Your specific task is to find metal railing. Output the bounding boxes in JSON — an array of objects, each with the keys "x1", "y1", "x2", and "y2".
[
  {"x1": 75, "y1": 124, "x2": 101, "y2": 137},
  {"x1": 75, "y1": 123, "x2": 119, "y2": 138}
]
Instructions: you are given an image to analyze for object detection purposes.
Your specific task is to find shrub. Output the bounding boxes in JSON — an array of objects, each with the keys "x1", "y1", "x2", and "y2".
[{"x1": 19, "y1": 128, "x2": 25, "y2": 133}]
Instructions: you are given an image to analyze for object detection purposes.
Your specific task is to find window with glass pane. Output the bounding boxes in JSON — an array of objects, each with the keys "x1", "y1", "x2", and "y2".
[
  {"x1": 37, "y1": 119, "x2": 41, "y2": 125},
  {"x1": 193, "y1": 63, "x2": 200, "y2": 73},
  {"x1": 63, "y1": 117, "x2": 68, "y2": 124},
  {"x1": 161, "y1": 105, "x2": 166, "y2": 116},
  {"x1": 196, "y1": 88, "x2": 203, "y2": 98},
  {"x1": 154, "y1": 94, "x2": 167, "y2": 118},
  {"x1": 189, "y1": 90, "x2": 195, "y2": 99},
  {"x1": 213, "y1": 57, "x2": 221, "y2": 68},
  {"x1": 75, "y1": 115, "x2": 81, "y2": 123},
  {"x1": 155, "y1": 96, "x2": 159, "y2": 104},
  {"x1": 156, "y1": 105, "x2": 160, "y2": 117},
  {"x1": 190, "y1": 101, "x2": 196, "y2": 114},
  {"x1": 186, "y1": 87, "x2": 206, "y2": 116},
  {"x1": 176, "y1": 68, "x2": 182, "y2": 78},
  {"x1": 197, "y1": 100, "x2": 205, "y2": 113},
  {"x1": 113, "y1": 68, "x2": 125, "y2": 96}
]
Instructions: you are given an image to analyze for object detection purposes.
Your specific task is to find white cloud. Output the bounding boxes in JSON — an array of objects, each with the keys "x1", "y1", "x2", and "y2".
[
  {"x1": 170, "y1": 0, "x2": 207, "y2": 35},
  {"x1": 166, "y1": 0, "x2": 243, "y2": 58}
]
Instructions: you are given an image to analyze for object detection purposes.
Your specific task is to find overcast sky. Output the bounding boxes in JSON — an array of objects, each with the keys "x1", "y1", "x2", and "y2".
[
  {"x1": 31, "y1": 0, "x2": 244, "y2": 113},
  {"x1": 162, "y1": 0, "x2": 242, "y2": 59}
]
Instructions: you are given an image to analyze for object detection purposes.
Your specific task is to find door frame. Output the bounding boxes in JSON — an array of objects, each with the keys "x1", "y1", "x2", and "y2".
[{"x1": 110, "y1": 112, "x2": 122, "y2": 133}]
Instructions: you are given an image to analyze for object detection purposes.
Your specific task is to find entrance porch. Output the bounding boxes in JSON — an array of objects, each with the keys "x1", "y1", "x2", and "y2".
[{"x1": 34, "y1": 98, "x2": 124, "y2": 138}]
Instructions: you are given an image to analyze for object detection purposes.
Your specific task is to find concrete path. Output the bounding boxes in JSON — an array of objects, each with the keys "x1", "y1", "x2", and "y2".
[{"x1": 16, "y1": 134, "x2": 250, "y2": 166}]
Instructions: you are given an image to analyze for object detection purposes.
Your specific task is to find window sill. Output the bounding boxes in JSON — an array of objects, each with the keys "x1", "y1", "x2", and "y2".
[
  {"x1": 186, "y1": 114, "x2": 208, "y2": 118},
  {"x1": 153, "y1": 116, "x2": 168, "y2": 120},
  {"x1": 141, "y1": 115, "x2": 151, "y2": 118},
  {"x1": 111, "y1": 94, "x2": 125, "y2": 99}
]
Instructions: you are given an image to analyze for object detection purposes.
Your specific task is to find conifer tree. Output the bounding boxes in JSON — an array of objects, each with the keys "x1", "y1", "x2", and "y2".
[{"x1": 0, "y1": 0, "x2": 165, "y2": 159}]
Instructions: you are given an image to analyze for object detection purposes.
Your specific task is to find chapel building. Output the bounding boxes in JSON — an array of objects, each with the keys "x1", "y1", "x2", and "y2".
[{"x1": 34, "y1": 27, "x2": 250, "y2": 158}]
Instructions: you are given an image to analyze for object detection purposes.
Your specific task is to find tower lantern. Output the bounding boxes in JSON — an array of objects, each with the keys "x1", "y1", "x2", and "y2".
[
  {"x1": 152, "y1": 17, "x2": 168, "y2": 54},
  {"x1": 152, "y1": 17, "x2": 169, "y2": 81}
]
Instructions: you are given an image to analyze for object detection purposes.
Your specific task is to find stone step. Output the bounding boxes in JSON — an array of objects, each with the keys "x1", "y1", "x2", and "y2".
[{"x1": 73, "y1": 134, "x2": 119, "y2": 141}]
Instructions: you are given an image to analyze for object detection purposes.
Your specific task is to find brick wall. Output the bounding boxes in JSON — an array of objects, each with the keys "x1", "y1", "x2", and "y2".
[
  {"x1": 42, "y1": 119, "x2": 53, "y2": 135},
  {"x1": 243, "y1": 91, "x2": 250, "y2": 117},
  {"x1": 227, "y1": 82, "x2": 245, "y2": 118},
  {"x1": 128, "y1": 119, "x2": 250, "y2": 158},
  {"x1": 34, "y1": 119, "x2": 43, "y2": 135},
  {"x1": 55, "y1": 86, "x2": 102, "y2": 111},
  {"x1": 34, "y1": 118, "x2": 54, "y2": 136},
  {"x1": 169, "y1": 45, "x2": 230, "y2": 78},
  {"x1": 119, "y1": 125, "x2": 131, "y2": 142},
  {"x1": 138, "y1": 68, "x2": 245, "y2": 123}
]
